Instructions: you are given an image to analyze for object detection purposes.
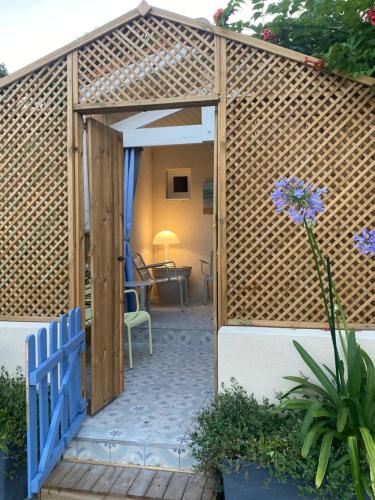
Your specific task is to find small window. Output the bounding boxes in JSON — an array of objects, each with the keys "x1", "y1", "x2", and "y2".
[{"x1": 166, "y1": 168, "x2": 191, "y2": 200}]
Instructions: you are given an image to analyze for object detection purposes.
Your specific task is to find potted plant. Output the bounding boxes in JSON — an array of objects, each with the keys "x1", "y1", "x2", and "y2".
[
  {"x1": 191, "y1": 380, "x2": 356, "y2": 499},
  {"x1": 271, "y1": 177, "x2": 375, "y2": 499},
  {"x1": 0, "y1": 367, "x2": 27, "y2": 500}
]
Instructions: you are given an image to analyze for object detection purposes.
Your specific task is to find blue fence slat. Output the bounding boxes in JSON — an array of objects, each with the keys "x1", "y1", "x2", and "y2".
[
  {"x1": 26, "y1": 307, "x2": 86, "y2": 497},
  {"x1": 68, "y1": 309, "x2": 76, "y2": 422},
  {"x1": 49, "y1": 321, "x2": 58, "y2": 413},
  {"x1": 73, "y1": 309, "x2": 82, "y2": 416},
  {"x1": 37, "y1": 328, "x2": 49, "y2": 454},
  {"x1": 59, "y1": 314, "x2": 69, "y2": 436},
  {"x1": 26, "y1": 335, "x2": 38, "y2": 500}
]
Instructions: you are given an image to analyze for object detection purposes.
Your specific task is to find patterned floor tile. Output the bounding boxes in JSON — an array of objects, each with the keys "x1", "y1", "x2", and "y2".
[{"x1": 73, "y1": 305, "x2": 214, "y2": 470}]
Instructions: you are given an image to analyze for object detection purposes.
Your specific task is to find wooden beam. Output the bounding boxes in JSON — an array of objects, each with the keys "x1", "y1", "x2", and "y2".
[
  {"x1": 137, "y1": 0, "x2": 151, "y2": 17},
  {"x1": 0, "y1": 316, "x2": 57, "y2": 323},
  {"x1": 119, "y1": 124, "x2": 213, "y2": 147},
  {"x1": 111, "y1": 108, "x2": 183, "y2": 130},
  {"x1": 73, "y1": 95, "x2": 220, "y2": 114},
  {"x1": 67, "y1": 54, "x2": 76, "y2": 309},
  {"x1": 217, "y1": 37, "x2": 227, "y2": 328},
  {"x1": 228, "y1": 319, "x2": 375, "y2": 331}
]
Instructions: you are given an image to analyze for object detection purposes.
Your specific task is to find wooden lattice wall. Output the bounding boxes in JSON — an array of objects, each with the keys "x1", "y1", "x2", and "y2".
[
  {"x1": 0, "y1": 58, "x2": 69, "y2": 318},
  {"x1": 77, "y1": 15, "x2": 216, "y2": 104},
  {"x1": 0, "y1": 7, "x2": 373, "y2": 327},
  {"x1": 224, "y1": 39, "x2": 375, "y2": 327}
]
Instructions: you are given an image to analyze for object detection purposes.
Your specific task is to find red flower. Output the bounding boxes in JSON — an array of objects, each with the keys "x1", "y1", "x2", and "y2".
[
  {"x1": 213, "y1": 8, "x2": 224, "y2": 23},
  {"x1": 261, "y1": 27, "x2": 277, "y2": 42},
  {"x1": 366, "y1": 6, "x2": 375, "y2": 25}
]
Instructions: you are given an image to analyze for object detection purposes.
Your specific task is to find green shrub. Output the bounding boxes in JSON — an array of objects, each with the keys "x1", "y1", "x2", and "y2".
[
  {"x1": 191, "y1": 380, "x2": 355, "y2": 498},
  {"x1": 0, "y1": 367, "x2": 27, "y2": 477}
]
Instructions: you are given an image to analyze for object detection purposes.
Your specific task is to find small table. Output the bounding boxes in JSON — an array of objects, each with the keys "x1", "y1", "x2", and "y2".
[{"x1": 125, "y1": 279, "x2": 154, "y2": 310}]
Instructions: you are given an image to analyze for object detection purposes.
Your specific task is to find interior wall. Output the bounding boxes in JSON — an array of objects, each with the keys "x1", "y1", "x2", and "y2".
[
  {"x1": 151, "y1": 143, "x2": 214, "y2": 303},
  {"x1": 131, "y1": 143, "x2": 214, "y2": 303}
]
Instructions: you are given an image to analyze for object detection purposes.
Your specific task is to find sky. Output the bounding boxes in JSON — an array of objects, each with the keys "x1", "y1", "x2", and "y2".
[{"x1": 0, "y1": 0, "x2": 252, "y2": 74}]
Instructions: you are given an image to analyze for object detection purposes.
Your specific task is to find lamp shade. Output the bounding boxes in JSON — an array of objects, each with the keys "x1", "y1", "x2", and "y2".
[{"x1": 153, "y1": 230, "x2": 180, "y2": 245}]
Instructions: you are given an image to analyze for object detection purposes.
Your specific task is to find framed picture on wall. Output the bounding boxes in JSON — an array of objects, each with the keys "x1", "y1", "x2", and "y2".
[
  {"x1": 166, "y1": 168, "x2": 191, "y2": 200},
  {"x1": 203, "y1": 181, "x2": 213, "y2": 214}
]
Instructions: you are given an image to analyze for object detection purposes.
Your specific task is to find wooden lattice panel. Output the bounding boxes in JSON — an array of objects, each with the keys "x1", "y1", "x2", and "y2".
[
  {"x1": 0, "y1": 58, "x2": 69, "y2": 317},
  {"x1": 77, "y1": 14, "x2": 215, "y2": 104},
  {"x1": 225, "y1": 40, "x2": 375, "y2": 326}
]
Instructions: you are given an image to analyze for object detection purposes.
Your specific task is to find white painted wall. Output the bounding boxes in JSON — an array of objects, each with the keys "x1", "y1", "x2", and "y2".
[
  {"x1": 218, "y1": 326, "x2": 375, "y2": 402},
  {"x1": 0, "y1": 322, "x2": 48, "y2": 374}
]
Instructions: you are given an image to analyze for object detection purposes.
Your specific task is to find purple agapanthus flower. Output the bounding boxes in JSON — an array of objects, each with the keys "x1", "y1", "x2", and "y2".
[
  {"x1": 353, "y1": 229, "x2": 375, "y2": 255},
  {"x1": 271, "y1": 177, "x2": 328, "y2": 224}
]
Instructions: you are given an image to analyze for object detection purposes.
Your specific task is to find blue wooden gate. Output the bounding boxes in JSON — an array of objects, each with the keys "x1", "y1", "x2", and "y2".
[{"x1": 25, "y1": 308, "x2": 86, "y2": 497}]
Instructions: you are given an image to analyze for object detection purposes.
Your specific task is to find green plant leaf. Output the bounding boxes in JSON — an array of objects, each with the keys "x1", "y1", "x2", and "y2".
[
  {"x1": 347, "y1": 435, "x2": 365, "y2": 500},
  {"x1": 323, "y1": 364, "x2": 337, "y2": 381},
  {"x1": 277, "y1": 398, "x2": 317, "y2": 412},
  {"x1": 337, "y1": 406, "x2": 349, "y2": 433},
  {"x1": 316, "y1": 430, "x2": 338, "y2": 488},
  {"x1": 362, "y1": 351, "x2": 375, "y2": 425},
  {"x1": 284, "y1": 375, "x2": 330, "y2": 398},
  {"x1": 359, "y1": 427, "x2": 375, "y2": 495},
  {"x1": 301, "y1": 420, "x2": 328, "y2": 458},
  {"x1": 301, "y1": 401, "x2": 322, "y2": 437},
  {"x1": 293, "y1": 341, "x2": 341, "y2": 404},
  {"x1": 347, "y1": 332, "x2": 363, "y2": 399}
]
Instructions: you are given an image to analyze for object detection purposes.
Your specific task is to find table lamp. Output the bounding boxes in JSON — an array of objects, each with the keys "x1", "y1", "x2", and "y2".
[{"x1": 153, "y1": 230, "x2": 180, "y2": 262}]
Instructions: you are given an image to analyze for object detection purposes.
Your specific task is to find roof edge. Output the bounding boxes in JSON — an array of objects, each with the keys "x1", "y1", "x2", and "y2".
[{"x1": 1, "y1": 3, "x2": 374, "y2": 89}]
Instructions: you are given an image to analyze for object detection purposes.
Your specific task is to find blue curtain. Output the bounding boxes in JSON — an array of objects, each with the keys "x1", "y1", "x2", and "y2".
[{"x1": 124, "y1": 147, "x2": 142, "y2": 311}]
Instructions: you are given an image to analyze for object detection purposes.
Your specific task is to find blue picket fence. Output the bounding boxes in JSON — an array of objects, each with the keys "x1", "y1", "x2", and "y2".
[{"x1": 25, "y1": 308, "x2": 86, "y2": 497}]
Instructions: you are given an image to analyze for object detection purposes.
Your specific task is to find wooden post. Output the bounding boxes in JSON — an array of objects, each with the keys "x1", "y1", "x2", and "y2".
[{"x1": 216, "y1": 37, "x2": 227, "y2": 328}]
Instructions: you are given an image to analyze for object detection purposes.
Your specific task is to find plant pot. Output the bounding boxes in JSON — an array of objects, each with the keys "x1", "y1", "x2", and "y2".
[
  {"x1": 223, "y1": 461, "x2": 301, "y2": 500},
  {"x1": 0, "y1": 450, "x2": 27, "y2": 500}
]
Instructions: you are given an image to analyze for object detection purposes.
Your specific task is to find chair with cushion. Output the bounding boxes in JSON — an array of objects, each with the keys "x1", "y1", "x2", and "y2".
[
  {"x1": 200, "y1": 250, "x2": 214, "y2": 305},
  {"x1": 124, "y1": 289, "x2": 152, "y2": 369},
  {"x1": 132, "y1": 253, "x2": 188, "y2": 312}
]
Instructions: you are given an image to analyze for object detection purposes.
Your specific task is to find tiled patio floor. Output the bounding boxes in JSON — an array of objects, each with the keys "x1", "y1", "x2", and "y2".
[{"x1": 67, "y1": 304, "x2": 214, "y2": 470}]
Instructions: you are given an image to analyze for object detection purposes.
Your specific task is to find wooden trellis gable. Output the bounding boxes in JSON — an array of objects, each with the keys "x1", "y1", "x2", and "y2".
[{"x1": 0, "y1": 2, "x2": 374, "y2": 327}]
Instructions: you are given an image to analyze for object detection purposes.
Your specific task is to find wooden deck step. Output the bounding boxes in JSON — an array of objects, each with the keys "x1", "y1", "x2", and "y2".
[{"x1": 39, "y1": 460, "x2": 217, "y2": 500}]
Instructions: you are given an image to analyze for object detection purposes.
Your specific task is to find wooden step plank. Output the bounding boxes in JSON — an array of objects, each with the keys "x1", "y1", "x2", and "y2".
[
  {"x1": 145, "y1": 470, "x2": 172, "y2": 499},
  {"x1": 91, "y1": 465, "x2": 124, "y2": 494},
  {"x1": 163, "y1": 472, "x2": 190, "y2": 500},
  {"x1": 109, "y1": 467, "x2": 141, "y2": 496},
  {"x1": 59, "y1": 463, "x2": 91, "y2": 490},
  {"x1": 181, "y1": 475, "x2": 206, "y2": 500},
  {"x1": 73, "y1": 464, "x2": 111, "y2": 491},
  {"x1": 44, "y1": 461, "x2": 77, "y2": 488},
  {"x1": 127, "y1": 468, "x2": 156, "y2": 498},
  {"x1": 40, "y1": 488, "x2": 109, "y2": 500}
]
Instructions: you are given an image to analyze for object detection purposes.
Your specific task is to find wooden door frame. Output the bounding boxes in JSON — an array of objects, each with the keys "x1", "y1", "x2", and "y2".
[{"x1": 69, "y1": 95, "x2": 224, "y2": 397}]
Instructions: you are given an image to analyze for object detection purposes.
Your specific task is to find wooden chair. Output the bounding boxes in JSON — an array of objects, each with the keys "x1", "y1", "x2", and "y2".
[
  {"x1": 200, "y1": 250, "x2": 214, "y2": 305},
  {"x1": 132, "y1": 253, "x2": 188, "y2": 312},
  {"x1": 124, "y1": 289, "x2": 152, "y2": 369}
]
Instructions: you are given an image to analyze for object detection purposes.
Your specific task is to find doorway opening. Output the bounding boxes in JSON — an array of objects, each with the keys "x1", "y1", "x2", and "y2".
[{"x1": 72, "y1": 106, "x2": 216, "y2": 470}]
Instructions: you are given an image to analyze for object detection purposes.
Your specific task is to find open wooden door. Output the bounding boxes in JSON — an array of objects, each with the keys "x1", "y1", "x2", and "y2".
[{"x1": 87, "y1": 118, "x2": 124, "y2": 415}]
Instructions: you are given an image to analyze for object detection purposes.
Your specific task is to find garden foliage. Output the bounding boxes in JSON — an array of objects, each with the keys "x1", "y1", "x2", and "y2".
[{"x1": 214, "y1": 0, "x2": 375, "y2": 80}]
